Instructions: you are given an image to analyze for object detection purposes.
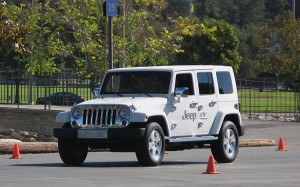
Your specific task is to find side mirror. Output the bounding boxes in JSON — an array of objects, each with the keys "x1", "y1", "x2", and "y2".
[
  {"x1": 175, "y1": 87, "x2": 189, "y2": 97},
  {"x1": 93, "y1": 88, "x2": 100, "y2": 98}
]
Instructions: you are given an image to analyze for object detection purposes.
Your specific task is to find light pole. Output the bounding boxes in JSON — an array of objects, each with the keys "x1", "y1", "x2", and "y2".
[
  {"x1": 189, "y1": 0, "x2": 191, "y2": 17},
  {"x1": 292, "y1": 0, "x2": 295, "y2": 18},
  {"x1": 108, "y1": 16, "x2": 113, "y2": 69},
  {"x1": 103, "y1": 0, "x2": 118, "y2": 69}
]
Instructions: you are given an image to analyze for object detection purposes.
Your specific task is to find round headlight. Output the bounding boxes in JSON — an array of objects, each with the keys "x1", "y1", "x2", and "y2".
[
  {"x1": 72, "y1": 108, "x2": 82, "y2": 119},
  {"x1": 119, "y1": 107, "x2": 130, "y2": 119}
]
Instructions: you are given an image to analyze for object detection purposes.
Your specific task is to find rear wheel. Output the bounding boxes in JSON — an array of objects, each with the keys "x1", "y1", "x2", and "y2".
[
  {"x1": 211, "y1": 121, "x2": 239, "y2": 163},
  {"x1": 135, "y1": 122, "x2": 165, "y2": 166},
  {"x1": 58, "y1": 139, "x2": 88, "y2": 166}
]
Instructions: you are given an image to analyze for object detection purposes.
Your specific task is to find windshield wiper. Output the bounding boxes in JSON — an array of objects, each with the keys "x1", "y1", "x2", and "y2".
[
  {"x1": 115, "y1": 93, "x2": 123, "y2": 97},
  {"x1": 143, "y1": 93, "x2": 153, "y2": 97}
]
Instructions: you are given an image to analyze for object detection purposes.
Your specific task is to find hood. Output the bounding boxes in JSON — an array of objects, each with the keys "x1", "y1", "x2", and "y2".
[{"x1": 75, "y1": 96, "x2": 168, "y2": 108}]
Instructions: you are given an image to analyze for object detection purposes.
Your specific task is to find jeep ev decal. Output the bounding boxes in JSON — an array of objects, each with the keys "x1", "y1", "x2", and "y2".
[{"x1": 182, "y1": 110, "x2": 197, "y2": 121}]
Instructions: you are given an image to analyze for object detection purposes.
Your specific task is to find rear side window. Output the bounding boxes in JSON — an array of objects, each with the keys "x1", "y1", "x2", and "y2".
[
  {"x1": 197, "y1": 72, "x2": 215, "y2": 95},
  {"x1": 216, "y1": 71, "x2": 233, "y2": 94}
]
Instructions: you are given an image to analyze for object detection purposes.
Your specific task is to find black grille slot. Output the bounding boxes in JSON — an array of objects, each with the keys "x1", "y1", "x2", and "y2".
[{"x1": 82, "y1": 107, "x2": 118, "y2": 127}]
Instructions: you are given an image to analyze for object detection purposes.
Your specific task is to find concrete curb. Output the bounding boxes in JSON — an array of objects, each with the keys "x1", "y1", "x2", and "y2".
[
  {"x1": 240, "y1": 139, "x2": 276, "y2": 147},
  {"x1": 0, "y1": 142, "x2": 58, "y2": 154},
  {"x1": 0, "y1": 139, "x2": 276, "y2": 155}
]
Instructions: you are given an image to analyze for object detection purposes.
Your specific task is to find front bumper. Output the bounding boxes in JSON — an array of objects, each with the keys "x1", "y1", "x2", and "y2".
[{"x1": 53, "y1": 127, "x2": 145, "y2": 140}]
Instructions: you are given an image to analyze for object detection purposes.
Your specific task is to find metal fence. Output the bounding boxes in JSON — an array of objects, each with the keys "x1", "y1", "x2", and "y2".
[
  {"x1": 0, "y1": 70, "x2": 100, "y2": 106},
  {"x1": 0, "y1": 70, "x2": 299, "y2": 121},
  {"x1": 237, "y1": 79, "x2": 300, "y2": 122}
]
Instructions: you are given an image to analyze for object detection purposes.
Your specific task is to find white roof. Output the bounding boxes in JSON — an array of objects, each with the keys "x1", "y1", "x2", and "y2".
[{"x1": 108, "y1": 65, "x2": 232, "y2": 73}]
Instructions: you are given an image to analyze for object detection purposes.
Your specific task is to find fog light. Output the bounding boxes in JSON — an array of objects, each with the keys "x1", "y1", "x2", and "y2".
[{"x1": 121, "y1": 120, "x2": 128, "y2": 126}]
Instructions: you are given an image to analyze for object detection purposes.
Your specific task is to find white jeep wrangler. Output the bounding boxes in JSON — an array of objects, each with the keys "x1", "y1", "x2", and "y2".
[{"x1": 54, "y1": 65, "x2": 244, "y2": 166}]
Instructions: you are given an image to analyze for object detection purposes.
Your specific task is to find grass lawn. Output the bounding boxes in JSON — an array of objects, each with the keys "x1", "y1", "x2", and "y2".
[{"x1": 238, "y1": 89, "x2": 299, "y2": 113}]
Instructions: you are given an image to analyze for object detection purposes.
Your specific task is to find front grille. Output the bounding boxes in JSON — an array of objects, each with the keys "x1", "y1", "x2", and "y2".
[{"x1": 82, "y1": 107, "x2": 118, "y2": 127}]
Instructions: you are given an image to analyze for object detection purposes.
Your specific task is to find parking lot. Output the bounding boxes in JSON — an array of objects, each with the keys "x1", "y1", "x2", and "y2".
[{"x1": 0, "y1": 120, "x2": 299, "y2": 187}]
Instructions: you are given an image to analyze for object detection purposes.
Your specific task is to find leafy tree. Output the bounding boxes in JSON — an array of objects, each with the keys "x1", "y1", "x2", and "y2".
[
  {"x1": 192, "y1": 0, "x2": 266, "y2": 78},
  {"x1": 175, "y1": 18, "x2": 242, "y2": 72},
  {"x1": 235, "y1": 24, "x2": 258, "y2": 79},
  {"x1": 251, "y1": 11, "x2": 300, "y2": 81},
  {"x1": 25, "y1": 0, "x2": 106, "y2": 79},
  {"x1": 265, "y1": 0, "x2": 290, "y2": 19},
  {"x1": 195, "y1": 0, "x2": 265, "y2": 26},
  {"x1": 3, "y1": 0, "x2": 298, "y2": 84},
  {"x1": 1, "y1": 0, "x2": 212, "y2": 95},
  {"x1": 113, "y1": 0, "x2": 204, "y2": 67},
  {"x1": 1, "y1": 0, "x2": 107, "y2": 94},
  {"x1": 0, "y1": 0, "x2": 32, "y2": 69},
  {"x1": 163, "y1": 0, "x2": 190, "y2": 18},
  {"x1": 0, "y1": 0, "x2": 34, "y2": 103}
]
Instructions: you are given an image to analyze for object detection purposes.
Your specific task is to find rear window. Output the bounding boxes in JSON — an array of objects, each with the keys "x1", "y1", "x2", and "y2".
[
  {"x1": 197, "y1": 72, "x2": 215, "y2": 95},
  {"x1": 216, "y1": 71, "x2": 233, "y2": 94}
]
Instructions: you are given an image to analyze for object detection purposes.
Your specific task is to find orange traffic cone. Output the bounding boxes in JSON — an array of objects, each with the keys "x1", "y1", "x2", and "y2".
[
  {"x1": 203, "y1": 155, "x2": 219, "y2": 174},
  {"x1": 276, "y1": 136, "x2": 287, "y2": 151},
  {"x1": 10, "y1": 143, "x2": 22, "y2": 159}
]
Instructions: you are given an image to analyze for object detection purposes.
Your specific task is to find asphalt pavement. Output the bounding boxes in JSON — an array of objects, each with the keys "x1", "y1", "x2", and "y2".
[
  {"x1": 242, "y1": 119, "x2": 299, "y2": 147},
  {"x1": 1, "y1": 144, "x2": 300, "y2": 187},
  {"x1": 0, "y1": 104, "x2": 299, "y2": 152},
  {"x1": 1, "y1": 105, "x2": 299, "y2": 187},
  {"x1": 49, "y1": 120, "x2": 298, "y2": 187}
]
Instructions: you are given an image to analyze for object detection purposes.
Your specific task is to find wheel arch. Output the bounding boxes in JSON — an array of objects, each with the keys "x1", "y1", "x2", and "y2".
[
  {"x1": 210, "y1": 112, "x2": 243, "y2": 136},
  {"x1": 223, "y1": 114, "x2": 243, "y2": 136},
  {"x1": 147, "y1": 115, "x2": 169, "y2": 137},
  {"x1": 56, "y1": 111, "x2": 71, "y2": 123}
]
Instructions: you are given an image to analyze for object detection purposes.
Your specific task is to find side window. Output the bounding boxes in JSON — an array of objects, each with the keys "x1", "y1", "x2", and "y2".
[
  {"x1": 175, "y1": 73, "x2": 194, "y2": 95},
  {"x1": 197, "y1": 72, "x2": 215, "y2": 95},
  {"x1": 216, "y1": 71, "x2": 233, "y2": 94}
]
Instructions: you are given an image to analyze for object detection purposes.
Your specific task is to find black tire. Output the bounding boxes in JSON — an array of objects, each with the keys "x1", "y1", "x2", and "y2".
[
  {"x1": 58, "y1": 138, "x2": 88, "y2": 166},
  {"x1": 211, "y1": 121, "x2": 239, "y2": 163},
  {"x1": 135, "y1": 122, "x2": 165, "y2": 166}
]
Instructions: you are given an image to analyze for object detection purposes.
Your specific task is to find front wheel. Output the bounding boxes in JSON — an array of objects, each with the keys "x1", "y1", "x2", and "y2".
[
  {"x1": 135, "y1": 122, "x2": 165, "y2": 166},
  {"x1": 58, "y1": 139, "x2": 88, "y2": 166},
  {"x1": 211, "y1": 121, "x2": 239, "y2": 163}
]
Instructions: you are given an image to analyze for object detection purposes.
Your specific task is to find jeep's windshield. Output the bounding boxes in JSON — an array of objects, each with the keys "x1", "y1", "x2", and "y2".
[{"x1": 100, "y1": 71, "x2": 171, "y2": 95}]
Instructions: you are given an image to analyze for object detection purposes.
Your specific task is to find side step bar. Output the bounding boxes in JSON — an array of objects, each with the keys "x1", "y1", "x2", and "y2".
[{"x1": 167, "y1": 136, "x2": 218, "y2": 143}]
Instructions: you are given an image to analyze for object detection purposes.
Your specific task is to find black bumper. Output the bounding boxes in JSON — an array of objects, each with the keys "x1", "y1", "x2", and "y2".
[
  {"x1": 240, "y1": 125, "x2": 245, "y2": 136},
  {"x1": 53, "y1": 127, "x2": 145, "y2": 140}
]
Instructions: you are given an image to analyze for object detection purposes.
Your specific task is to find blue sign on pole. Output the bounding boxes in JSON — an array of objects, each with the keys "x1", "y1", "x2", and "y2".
[{"x1": 105, "y1": 0, "x2": 118, "y2": 17}]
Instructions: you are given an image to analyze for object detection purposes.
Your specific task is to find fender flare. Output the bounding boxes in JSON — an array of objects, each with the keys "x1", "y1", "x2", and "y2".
[{"x1": 56, "y1": 111, "x2": 71, "y2": 123}]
